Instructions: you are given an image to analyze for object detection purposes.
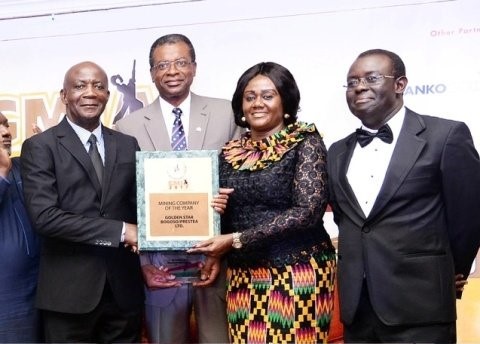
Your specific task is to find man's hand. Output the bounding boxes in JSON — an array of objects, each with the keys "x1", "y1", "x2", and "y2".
[
  {"x1": 142, "y1": 264, "x2": 181, "y2": 289},
  {"x1": 124, "y1": 223, "x2": 138, "y2": 253},
  {"x1": 32, "y1": 123, "x2": 43, "y2": 134},
  {"x1": 193, "y1": 256, "x2": 221, "y2": 287},
  {"x1": 455, "y1": 274, "x2": 468, "y2": 293}
]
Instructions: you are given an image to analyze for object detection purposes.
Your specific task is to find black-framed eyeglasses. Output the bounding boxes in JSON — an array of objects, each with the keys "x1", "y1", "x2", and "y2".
[
  {"x1": 344, "y1": 75, "x2": 395, "y2": 89},
  {"x1": 151, "y1": 58, "x2": 194, "y2": 71}
]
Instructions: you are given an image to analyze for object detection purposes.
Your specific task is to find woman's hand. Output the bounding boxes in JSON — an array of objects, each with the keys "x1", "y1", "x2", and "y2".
[
  {"x1": 211, "y1": 188, "x2": 234, "y2": 214},
  {"x1": 187, "y1": 233, "x2": 234, "y2": 257}
]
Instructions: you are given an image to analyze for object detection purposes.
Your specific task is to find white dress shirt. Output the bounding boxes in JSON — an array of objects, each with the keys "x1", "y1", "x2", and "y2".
[
  {"x1": 159, "y1": 94, "x2": 191, "y2": 148},
  {"x1": 66, "y1": 116, "x2": 105, "y2": 163},
  {"x1": 347, "y1": 107, "x2": 405, "y2": 217}
]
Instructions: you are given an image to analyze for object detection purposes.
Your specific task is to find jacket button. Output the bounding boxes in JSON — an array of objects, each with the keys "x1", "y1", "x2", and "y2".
[{"x1": 361, "y1": 225, "x2": 371, "y2": 233}]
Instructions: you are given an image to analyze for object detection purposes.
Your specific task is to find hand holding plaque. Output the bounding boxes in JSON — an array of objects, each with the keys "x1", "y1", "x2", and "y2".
[{"x1": 136, "y1": 150, "x2": 220, "y2": 282}]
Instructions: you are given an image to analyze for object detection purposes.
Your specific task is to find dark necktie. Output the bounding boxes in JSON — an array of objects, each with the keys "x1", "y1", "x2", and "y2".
[
  {"x1": 356, "y1": 124, "x2": 393, "y2": 147},
  {"x1": 171, "y1": 108, "x2": 187, "y2": 151},
  {"x1": 88, "y1": 134, "x2": 103, "y2": 184}
]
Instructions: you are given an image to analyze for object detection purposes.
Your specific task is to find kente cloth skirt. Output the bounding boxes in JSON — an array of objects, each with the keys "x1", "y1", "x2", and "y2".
[{"x1": 226, "y1": 256, "x2": 336, "y2": 344}]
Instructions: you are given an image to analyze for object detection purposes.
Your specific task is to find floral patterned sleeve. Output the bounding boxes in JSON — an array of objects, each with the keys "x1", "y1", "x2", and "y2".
[{"x1": 238, "y1": 131, "x2": 328, "y2": 247}]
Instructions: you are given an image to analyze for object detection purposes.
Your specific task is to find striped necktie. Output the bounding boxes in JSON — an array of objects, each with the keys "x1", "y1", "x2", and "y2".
[{"x1": 171, "y1": 107, "x2": 187, "y2": 151}]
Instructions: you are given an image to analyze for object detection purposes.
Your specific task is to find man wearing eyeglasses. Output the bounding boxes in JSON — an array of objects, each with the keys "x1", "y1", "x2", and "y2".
[
  {"x1": 327, "y1": 49, "x2": 480, "y2": 343},
  {"x1": 115, "y1": 33, "x2": 243, "y2": 344}
]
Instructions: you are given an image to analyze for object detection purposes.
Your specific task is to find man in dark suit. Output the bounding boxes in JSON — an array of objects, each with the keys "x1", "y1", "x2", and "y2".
[
  {"x1": 21, "y1": 61, "x2": 144, "y2": 342},
  {"x1": 0, "y1": 111, "x2": 41, "y2": 342},
  {"x1": 328, "y1": 49, "x2": 480, "y2": 343},
  {"x1": 115, "y1": 33, "x2": 243, "y2": 344}
]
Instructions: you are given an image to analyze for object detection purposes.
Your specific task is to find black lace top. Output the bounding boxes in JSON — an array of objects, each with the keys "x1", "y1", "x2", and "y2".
[{"x1": 220, "y1": 122, "x2": 335, "y2": 268}]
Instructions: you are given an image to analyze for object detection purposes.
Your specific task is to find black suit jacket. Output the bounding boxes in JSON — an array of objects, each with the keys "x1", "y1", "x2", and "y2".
[
  {"x1": 21, "y1": 117, "x2": 144, "y2": 314},
  {"x1": 328, "y1": 108, "x2": 480, "y2": 326}
]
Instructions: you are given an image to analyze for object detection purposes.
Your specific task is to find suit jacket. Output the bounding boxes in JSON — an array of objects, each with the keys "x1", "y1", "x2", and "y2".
[
  {"x1": 115, "y1": 93, "x2": 242, "y2": 152},
  {"x1": 21, "y1": 117, "x2": 144, "y2": 314},
  {"x1": 0, "y1": 158, "x2": 40, "y2": 339},
  {"x1": 115, "y1": 92, "x2": 243, "y2": 306},
  {"x1": 328, "y1": 108, "x2": 480, "y2": 326}
]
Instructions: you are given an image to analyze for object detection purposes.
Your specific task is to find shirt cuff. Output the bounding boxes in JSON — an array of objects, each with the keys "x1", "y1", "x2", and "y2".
[{"x1": 120, "y1": 222, "x2": 126, "y2": 242}]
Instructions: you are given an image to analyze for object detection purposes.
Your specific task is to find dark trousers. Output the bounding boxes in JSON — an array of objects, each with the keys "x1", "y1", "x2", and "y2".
[
  {"x1": 42, "y1": 284, "x2": 142, "y2": 343},
  {"x1": 344, "y1": 280, "x2": 456, "y2": 343}
]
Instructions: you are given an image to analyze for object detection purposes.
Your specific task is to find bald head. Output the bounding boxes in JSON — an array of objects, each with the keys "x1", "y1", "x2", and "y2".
[
  {"x1": 60, "y1": 61, "x2": 110, "y2": 131},
  {"x1": 63, "y1": 61, "x2": 108, "y2": 89}
]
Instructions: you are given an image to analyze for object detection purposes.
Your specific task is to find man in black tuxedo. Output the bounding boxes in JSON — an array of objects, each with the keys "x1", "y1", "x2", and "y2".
[
  {"x1": 21, "y1": 61, "x2": 144, "y2": 342},
  {"x1": 328, "y1": 49, "x2": 480, "y2": 343}
]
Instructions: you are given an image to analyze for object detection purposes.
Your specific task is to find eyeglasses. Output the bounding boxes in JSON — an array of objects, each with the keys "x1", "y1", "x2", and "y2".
[
  {"x1": 344, "y1": 75, "x2": 395, "y2": 89},
  {"x1": 151, "y1": 59, "x2": 194, "y2": 71}
]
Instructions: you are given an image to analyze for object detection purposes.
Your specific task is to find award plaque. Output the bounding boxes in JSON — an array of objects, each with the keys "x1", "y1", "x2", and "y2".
[
  {"x1": 146, "y1": 250, "x2": 206, "y2": 283},
  {"x1": 136, "y1": 150, "x2": 220, "y2": 251}
]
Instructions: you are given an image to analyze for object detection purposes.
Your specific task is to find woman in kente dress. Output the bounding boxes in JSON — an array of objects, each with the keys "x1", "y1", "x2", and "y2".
[{"x1": 189, "y1": 62, "x2": 336, "y2": 343}]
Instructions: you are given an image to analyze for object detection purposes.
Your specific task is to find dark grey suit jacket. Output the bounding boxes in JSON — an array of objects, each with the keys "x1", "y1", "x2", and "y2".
[
  {"x1": 328, "y1": 108, "x2": 480, "y2": 326},
  {"x1": 21, "y1": 117, "x2": 144, "y2": 314}
]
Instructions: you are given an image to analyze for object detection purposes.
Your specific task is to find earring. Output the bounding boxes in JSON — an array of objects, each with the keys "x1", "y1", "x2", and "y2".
[
  {"x1": 284, "y1": 113, "x2": 290, "y2": 119},
  {"x1": 241, "y1": 116, "x2": 246, "y2": 122}
]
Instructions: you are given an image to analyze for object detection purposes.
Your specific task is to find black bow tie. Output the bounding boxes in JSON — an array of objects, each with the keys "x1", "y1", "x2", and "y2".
[{"x1": 356, "y1": 124, "x2": 393, "y2": 147}]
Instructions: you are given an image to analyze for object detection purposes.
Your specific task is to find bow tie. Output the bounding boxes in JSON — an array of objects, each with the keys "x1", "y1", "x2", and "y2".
[{"x1": 356, "y1": 124, "x2": 393, "y2": 147}]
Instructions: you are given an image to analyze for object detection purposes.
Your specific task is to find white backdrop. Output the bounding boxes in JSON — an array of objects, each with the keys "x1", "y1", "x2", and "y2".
[{"x1": 1, "y1": 0, "x2": 479, "y2": 149}]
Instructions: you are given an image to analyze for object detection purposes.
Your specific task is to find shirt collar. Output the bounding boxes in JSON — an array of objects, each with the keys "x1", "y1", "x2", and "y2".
[
  {"x1": 158, "y1": 93, "x2": 192, "y2": 118},
  {"x1": 360, "y1": 105, "x2": 405, "y2": 140},
  {"x1": 65, "y1": 116, "x2": 103, "y2": 146}
]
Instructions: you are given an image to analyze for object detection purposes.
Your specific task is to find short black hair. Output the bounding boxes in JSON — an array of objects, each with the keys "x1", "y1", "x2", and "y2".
[
  {"x1": 148, "y1": 34, "x2": 196, "y2": 68},
  {"x1": 357, "y1": 49, "x2": 406, "y2": 78},
  {"x1": 231, "y1": 62, "x2": 300, "y2": 128}
]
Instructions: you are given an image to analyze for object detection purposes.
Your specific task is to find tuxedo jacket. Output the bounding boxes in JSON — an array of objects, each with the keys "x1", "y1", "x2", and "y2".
[
  {"x1": 328, "y1": 108, "x2": 480, "y2": 326},
  {"x1": 115, "y1": 92, "x2": 243, "y2": 306},
  {"x1": 21, "y1": 117, "x2": 144, "y2": 314}
]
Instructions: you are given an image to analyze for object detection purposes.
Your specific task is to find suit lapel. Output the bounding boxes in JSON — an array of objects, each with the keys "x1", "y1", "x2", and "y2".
[
  {"x1": 188, "y1": 93, "x2": 209, "y2": 150},
  {"x1": 368, "y1": 109, "x2": 426, "y2": 219},
  {"x1": 334, "y1": 134, "x2": 366, "y2": 221},
  {"x1": 102, "y1": 127, "x2": 117, "y2": 203},
  {"x1": 55, "y1": 118, "x2": 102, "y2": 198},
  {"x1": 143, "y1": 99, "x2": 171, "y2": 150}
]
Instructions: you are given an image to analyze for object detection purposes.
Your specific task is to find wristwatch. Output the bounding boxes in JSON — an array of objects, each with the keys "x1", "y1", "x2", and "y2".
[{"x1": 232, "y1": 232, "x2": 243, "y2": 249}]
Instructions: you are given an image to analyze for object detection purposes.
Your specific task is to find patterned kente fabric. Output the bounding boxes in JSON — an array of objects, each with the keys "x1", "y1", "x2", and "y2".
[
  {"x1": 220, "y1": 122, "x2": 335, "y2": 269},
  {"x1": 227, "y1": 258, "x2": 336, "y2": 343},
  {"x1": 220, "y1": 122, "x2": 336, "y2": 343}
]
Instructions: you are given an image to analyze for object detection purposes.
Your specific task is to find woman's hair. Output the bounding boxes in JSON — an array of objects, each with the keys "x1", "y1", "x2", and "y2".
[{"x1": 231, "y1": 62, "x2": 300, "y2": 128}]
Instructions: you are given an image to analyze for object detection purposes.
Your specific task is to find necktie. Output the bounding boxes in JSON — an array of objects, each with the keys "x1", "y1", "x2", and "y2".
[
  {"x1": 356, "y1": 124, "x2": 393, "y2": 147},
  {"x1": 171, "y1": 108, "x2": 187, "y2": 151},
  {"x1": 88, "y1": 134, "x2": 103, "y2": 184}
]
